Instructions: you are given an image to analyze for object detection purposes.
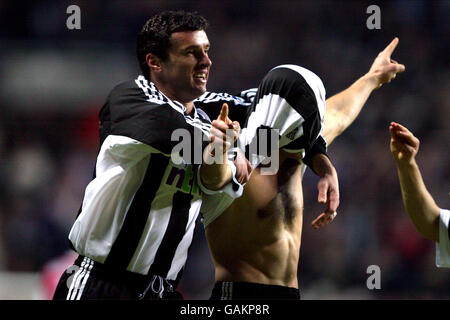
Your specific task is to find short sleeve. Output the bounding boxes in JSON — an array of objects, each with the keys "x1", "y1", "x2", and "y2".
[{"x1": 436, "y1": 208, "x2": 450, "y2": 268}]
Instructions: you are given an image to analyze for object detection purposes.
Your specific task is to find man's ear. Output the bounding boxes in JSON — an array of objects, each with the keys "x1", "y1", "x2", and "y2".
[{"x1": 146, "y1": 53, "x2": 163, "y2": 74}]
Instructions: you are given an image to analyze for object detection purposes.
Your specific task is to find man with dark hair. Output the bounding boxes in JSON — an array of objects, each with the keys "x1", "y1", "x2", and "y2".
[
  {"x1": 136, "y1": 11, "x2": 209, "y2": 82},
  {"x1": 52, "y1": 10, "x2": 242, "y2": 300}
]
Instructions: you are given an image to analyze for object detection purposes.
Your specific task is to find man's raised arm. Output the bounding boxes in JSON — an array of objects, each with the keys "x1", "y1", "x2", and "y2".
[
  {"x1": 323, "y1": 38, "x2": 405, "y2": 144},
  {"x1": 389, "y1": 122, "x2": 440, "y2": 242}
]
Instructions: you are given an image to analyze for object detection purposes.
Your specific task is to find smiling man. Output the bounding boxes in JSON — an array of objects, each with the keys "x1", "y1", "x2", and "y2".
[{"x1": 52, "y1": 11, "x2": 242, "y2": 300}]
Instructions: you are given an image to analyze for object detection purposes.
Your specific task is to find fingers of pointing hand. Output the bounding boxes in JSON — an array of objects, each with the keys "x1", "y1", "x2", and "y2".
[
  {"x1": 211, "y1": 119, "x2": 232, "y2": 133},
  {"x1": 383, "y1": 37, "x2": 399, "y2": 57},
  {"x1": 218, "y1": 103, "x2": 229, "y2": 122}
]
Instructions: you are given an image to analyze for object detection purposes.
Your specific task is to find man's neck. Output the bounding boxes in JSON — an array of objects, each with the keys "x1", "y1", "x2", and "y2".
[
  {"x1": 183, "y1": 102, "x2": 194, "y2": 114},
  {"x1": 149, "y1": 78, "x2": 195, "y2": 114}
]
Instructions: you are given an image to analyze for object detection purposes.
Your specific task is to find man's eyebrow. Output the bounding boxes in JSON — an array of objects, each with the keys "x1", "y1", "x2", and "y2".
[{"x1": 183, "y1": 44, "x2": 210, "y2": 51}]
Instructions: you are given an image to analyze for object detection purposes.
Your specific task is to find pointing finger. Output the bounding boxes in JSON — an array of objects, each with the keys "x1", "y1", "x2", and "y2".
[
  {"x1": 383, "y1": 37, "x2": 399, "y2": 57},
  {"x1": 218, "y1": 103, "x2": 229, "y2": 121}
]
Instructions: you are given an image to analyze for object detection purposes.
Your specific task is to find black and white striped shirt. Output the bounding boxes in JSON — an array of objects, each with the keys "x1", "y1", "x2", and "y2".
[{"x1": 68, "y1": 76, "x2": 241, "y2": 282}]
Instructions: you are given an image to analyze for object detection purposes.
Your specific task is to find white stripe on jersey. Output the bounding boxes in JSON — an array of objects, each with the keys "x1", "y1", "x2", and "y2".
[
  {"x1": 135, "y1": 76, "x2": 166, "y2": 105},
  {"x1": 69, "y1": 135, "x2": 155, "y2": 264},
  {"x1": 272, "y1": 65, "x2": 326, "y2": 124},
  {"x1": 166, "y1": 199, "x2": 202, "y2": 279},
  {"x1": 240, "y1": 88, "x2": 258, "y2": 102},
  {"x1": 66, "y1": 257, "x2": 86, "y2": 300},
  {"x1": 76, "y1": 259, "x2": 93, "y2": 300},
  {"x1": 125, "y1": 205, "x2": 173, "y2": 274},
  {"x1": 68, "y1": 258, "x2": 93, "y2": 300},
  {"x1": 436, "y1": 208, "x2": 450, "y2": 268},
  {"x1": 240, "y1": 93, "x2": 306, "y2": 162}
]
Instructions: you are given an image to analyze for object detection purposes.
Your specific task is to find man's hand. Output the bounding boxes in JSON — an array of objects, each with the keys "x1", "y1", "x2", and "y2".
[
  {"x1": 367, "y1": 37, "x2": 405, "y2": 89},
  {"x1": 310, "y1": 154, "x2": 340, "y2": 229},
  {"x1": 200, "y1": 103, "x2": 241, "y2": 190},
  {"x1": 323, "y1": 38, "x2": 406, "y2": 145},
  {"x1": 389, "y1": 121, "x2": 420, "y2": 165},
  {"x1": 208, "y1": 103, "x2": 240, "y2": 158}
]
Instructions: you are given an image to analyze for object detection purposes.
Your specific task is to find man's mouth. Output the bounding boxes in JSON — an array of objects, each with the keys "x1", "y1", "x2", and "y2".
[{"x1": 193, "y1": 72, "x2": 207, "y2": 82}]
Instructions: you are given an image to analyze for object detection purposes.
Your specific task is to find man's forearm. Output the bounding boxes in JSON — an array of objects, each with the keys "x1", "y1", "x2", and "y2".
[
  {"x1": 323, "y1": 73, "x2": 378, "y2": 145},
  {"x1": 396, "y1": 160, "x2": 440, "y2": 241}
]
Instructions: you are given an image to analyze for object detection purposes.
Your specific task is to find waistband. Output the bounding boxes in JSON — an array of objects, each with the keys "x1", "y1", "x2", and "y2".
[
  {"x1": 211, "y1": 281, "x2": 300, "y2": 300},
  {"x1": 74, "y1": 255, "x2": 179, "y2": 299}
]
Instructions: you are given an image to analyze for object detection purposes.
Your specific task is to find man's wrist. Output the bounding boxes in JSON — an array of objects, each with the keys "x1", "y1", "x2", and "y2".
[
  {"x1": 360, "y1": 72, "x2": 380, "y2": 91},
  {"x1": 311, "y1": 153, "x2": 334, "y2": 177},
  {"x1": 203, "y1": 143, "x2": 226, "y2": 164},
  {"x1": 396, "y1": 158, "x2": 417, "y2": 170}
]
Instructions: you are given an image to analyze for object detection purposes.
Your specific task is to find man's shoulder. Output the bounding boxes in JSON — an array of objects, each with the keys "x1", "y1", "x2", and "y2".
[
  {"x1": 106, "y1": 77, "x2": 137, "y2": 97},
  {"x1": 107, "y1": 75, "x2": 167, "y2": 106},
  {"x1": 110, "y1": 79, "x2": 137, "y2": 93}
]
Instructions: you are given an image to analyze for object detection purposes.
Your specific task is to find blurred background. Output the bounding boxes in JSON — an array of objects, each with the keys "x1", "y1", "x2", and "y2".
[{"x1": 0, "y1": 0, "x2": 448, "y2": 299}]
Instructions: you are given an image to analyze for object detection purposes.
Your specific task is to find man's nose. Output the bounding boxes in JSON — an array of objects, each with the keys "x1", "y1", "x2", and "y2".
[{"x1": 198, "y1": 52, "x2": 212, "y2": 68}]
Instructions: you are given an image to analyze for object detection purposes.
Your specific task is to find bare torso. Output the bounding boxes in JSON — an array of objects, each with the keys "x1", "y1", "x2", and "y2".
[{"x1": 205, "y1": 151, "x2": 304, "y2": 288}]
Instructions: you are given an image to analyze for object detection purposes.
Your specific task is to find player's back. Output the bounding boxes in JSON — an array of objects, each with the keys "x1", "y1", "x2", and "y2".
[{"x1": 205, "y1": 151, "x2": 304, "y2": 288}]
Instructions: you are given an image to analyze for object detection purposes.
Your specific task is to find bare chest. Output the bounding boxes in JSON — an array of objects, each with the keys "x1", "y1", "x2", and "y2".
[{"x1": 241, "y1": 158, "x2": 304, "y2": 224}]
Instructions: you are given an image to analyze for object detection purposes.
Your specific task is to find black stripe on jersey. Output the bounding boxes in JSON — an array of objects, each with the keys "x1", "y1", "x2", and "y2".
[
  {"x1": 250, "y1": 67, "x2": 318, "y2": 124},
  {"x1": 148, "y1": 191, "x2": 193, "y2": 277},
  {"x1": 104, "y1": 153, "x2": 169, "y2": 270}
]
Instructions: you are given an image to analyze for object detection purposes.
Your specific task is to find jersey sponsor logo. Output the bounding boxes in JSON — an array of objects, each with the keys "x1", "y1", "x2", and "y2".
[{"x1": 165, "y1": 165, "x2": 200, "y2": 196}]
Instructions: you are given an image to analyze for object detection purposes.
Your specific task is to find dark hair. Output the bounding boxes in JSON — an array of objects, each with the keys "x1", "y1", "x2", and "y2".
[{"x1": 136, "y1": 10, "x2": 209, "y2": 80}]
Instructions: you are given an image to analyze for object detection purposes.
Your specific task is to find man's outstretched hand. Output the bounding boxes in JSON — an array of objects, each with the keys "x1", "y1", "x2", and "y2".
[{"x1": 368, "y1": 37, "x2": 405, "y2": 89}]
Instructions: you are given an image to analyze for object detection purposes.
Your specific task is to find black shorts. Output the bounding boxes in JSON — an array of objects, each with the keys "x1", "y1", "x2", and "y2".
[
  {"x1": 52, "y1": 255, "x2": 183, "y2": 300},
  {"x1": 210, "y1": 281, "x2": 300, "y2": 300}
]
